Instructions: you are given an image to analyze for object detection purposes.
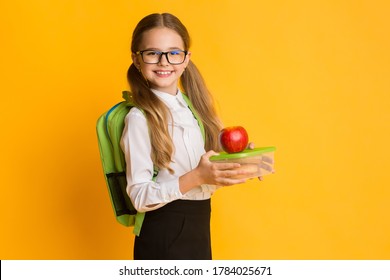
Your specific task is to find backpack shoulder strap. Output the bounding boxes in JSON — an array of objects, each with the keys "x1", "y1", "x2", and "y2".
[
  {"x1": 122, "y1": 90, "x2": 134, "y2": 104},
  {"x1": 181, "y1": 93, "x2": 206, "y2": 141}
]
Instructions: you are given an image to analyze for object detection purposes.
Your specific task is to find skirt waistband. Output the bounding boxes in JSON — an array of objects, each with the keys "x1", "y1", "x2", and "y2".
[{"x1": 147, "y1": 199, "x2": 211, "y2": 216}]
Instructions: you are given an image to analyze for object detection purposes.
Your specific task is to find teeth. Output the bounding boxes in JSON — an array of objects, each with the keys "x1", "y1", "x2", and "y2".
[{"x1": 156, "y1": 71, "x2": 171, "y2": 75}]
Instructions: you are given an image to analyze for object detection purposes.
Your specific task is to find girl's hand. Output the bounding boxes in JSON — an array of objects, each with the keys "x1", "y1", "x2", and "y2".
[
  {"x1": 179, "y1": 150, "x2": 250, "y2": 194},
  {"x1": 194, "y1": 150, "x2": 249, "y2": 186}
]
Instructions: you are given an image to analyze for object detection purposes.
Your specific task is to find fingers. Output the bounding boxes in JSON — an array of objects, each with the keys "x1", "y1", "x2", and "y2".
[
  {"x1": 219, "y1": 167, "x2": 248, "y2": 178},
  {"x1": 247, "y1": 142, "x2": 255, "y2": 150},
  {"x1": 220, "y1": 177, "x2": 247, "y2": 186},
  {"x1": 212, "y1": 165, "x2": 250, "y2": 186},
  {"x1": 260, "y1": 162, "x2": 273, "y2": 172},
  {"x1": 201, "y1": 150, "x2": 219, "y2": 160},
  {"x1": 206, "y1": 150, "x2": 219, "y2": 157},
  {"x1": 213, "y1": 162, "x2": 241, "y2": 170},
  {"x1": 262, "y1": 155, "x2": 274, "y2": 164},
  {"x1": 214, "y1": 171, "x2": 247, "y2": 186}
]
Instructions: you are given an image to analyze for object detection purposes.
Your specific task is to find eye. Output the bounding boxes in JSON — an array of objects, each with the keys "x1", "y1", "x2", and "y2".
[
  {"x1": 144, "y1": 51, "x2": 161, "y2": 56},
  {"x1": 169, "y1": 50, "x2": 182, "y2": 56}
]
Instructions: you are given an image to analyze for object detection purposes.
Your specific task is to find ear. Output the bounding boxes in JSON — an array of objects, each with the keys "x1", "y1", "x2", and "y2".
[
  {"x1": 132, "y1": 53, "x2": 141, "y2": 69},
  {"x1": 183, "y1": 51, "x2": 191, "y2": 68}
]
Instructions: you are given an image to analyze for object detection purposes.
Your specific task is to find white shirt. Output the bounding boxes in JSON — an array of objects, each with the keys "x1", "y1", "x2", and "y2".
[{"x1": 120, "y1": 89, "x2": 218, "y2": 212}]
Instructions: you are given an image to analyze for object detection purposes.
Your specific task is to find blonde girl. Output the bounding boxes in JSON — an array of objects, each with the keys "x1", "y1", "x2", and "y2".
[{"x1": 121, "y1": 13, "x2": 248, "y2": 260}]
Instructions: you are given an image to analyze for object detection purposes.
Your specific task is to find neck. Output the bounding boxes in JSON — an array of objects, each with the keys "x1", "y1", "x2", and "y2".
[{"x1": 151, "y1": 88, "x2": 179, "y2": 96}]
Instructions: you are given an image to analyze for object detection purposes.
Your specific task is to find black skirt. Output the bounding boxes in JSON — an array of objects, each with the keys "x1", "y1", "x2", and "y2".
[{"x1": 133, "y1": 199, "x2": 212, "y2": 260}]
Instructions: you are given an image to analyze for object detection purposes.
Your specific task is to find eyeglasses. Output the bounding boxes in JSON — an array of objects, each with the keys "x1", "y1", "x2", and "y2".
[{"x1": 135, "y1": 50, "x2": 188, "y2": 65}]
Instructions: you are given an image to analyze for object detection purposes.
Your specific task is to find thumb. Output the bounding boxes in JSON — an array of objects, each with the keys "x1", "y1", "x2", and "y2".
[{"x1": 202, "y1": 150, "x2": 219, "y2": 160}]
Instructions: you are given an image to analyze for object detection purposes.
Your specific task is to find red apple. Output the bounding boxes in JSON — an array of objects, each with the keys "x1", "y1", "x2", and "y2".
[{"x1": 219, "y1": 126, "x2": 249, "y2": 153}]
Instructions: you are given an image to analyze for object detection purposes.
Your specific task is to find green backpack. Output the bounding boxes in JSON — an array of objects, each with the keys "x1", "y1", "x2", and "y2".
[{"x1": 96, "y1": 91, "x2": 205, "y2": 236}]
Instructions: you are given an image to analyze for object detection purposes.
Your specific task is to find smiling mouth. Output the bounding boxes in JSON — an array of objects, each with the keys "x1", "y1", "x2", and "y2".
[{"x1": 155, "y1": 71, "x2": 172, "y2": 76}]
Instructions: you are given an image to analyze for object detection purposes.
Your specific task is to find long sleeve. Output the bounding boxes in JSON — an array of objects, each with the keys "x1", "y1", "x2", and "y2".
[{"x1": 120, "y1": 107, "x2": 184, "y2": 212}]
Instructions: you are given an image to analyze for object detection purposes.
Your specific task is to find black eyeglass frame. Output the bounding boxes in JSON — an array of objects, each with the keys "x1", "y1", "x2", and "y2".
[{"x1": 135, "y1": 50, "x2": 188, "y2": 65}]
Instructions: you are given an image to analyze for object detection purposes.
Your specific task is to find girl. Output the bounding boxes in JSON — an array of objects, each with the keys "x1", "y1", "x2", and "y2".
[{"x1": 120, "y1": 13, "x2": 250, "y2": 260}]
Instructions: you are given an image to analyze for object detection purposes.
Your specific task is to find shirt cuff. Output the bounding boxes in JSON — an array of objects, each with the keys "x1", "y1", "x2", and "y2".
[
  {"x1": 201, "y1": 184, "x2": 219, "y2": 192},
  {"x1": 158, "y1": 178, "x2": 184, "y2": 201}
]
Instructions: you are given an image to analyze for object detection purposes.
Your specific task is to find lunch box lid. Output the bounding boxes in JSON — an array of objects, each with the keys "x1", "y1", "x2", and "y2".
[{"x1": 210, "y1": 146, "x2": 276, "y2": 161}]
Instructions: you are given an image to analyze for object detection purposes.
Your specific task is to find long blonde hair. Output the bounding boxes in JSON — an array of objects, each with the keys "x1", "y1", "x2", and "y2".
[{"x1": 127, "y1": 13, "x2": 222, "y2": 174}]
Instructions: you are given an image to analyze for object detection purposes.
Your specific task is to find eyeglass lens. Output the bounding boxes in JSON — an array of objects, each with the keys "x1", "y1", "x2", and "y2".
[{"x1": 141, "y1": 50, "x2": 186, "y2": 64}]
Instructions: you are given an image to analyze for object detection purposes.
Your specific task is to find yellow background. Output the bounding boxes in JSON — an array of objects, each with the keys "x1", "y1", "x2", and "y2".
[{"x1": 1, "y1": 0, "x2": 389, "y2": 259}]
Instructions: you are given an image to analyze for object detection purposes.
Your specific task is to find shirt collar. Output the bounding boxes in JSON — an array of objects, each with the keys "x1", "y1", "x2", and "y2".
[{"x1": 151, "y1": 88, "x2": 188, "y2": 109}]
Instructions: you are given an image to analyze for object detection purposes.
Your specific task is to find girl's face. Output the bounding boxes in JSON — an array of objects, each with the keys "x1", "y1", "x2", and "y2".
[{"x1": 132, "y1": 27, "x2": 191, "y2": 95}]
